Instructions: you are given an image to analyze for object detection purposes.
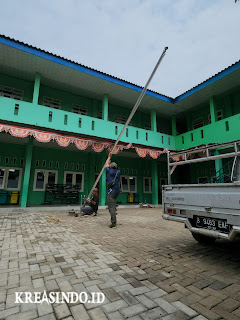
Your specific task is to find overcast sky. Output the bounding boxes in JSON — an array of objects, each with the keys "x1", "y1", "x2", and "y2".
[{"x1": 0, "y1": 0, "x2": 239, "y2": 97}]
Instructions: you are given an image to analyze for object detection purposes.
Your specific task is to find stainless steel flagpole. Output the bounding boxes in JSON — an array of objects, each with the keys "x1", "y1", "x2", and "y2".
[{"x1": 83, "y1": 46, "x2": 168, "y2": 207}]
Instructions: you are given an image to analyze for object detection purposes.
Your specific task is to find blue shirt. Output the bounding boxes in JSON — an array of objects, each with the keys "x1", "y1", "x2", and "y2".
[{"x1": 106, "y1": 167, "x2": 121, "y2": 195}]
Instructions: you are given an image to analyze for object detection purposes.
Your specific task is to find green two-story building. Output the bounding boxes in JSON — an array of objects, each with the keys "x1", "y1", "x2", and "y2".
[{"x1": 0, "y1": 35, "x2": 239, "y2": 207}]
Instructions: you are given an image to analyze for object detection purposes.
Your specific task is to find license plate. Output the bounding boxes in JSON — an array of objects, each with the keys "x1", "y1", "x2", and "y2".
[{"x1": 194, "y1": 216, "x2": 231, "y2": 233}]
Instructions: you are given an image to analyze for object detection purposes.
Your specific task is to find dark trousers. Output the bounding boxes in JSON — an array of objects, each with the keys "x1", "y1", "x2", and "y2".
[
  {"x1": 107, "y1": 193, "x2": 119, "y2": 225},
  {"x1": 81, "y1": 206, "x2": 94, "y2": 215}
]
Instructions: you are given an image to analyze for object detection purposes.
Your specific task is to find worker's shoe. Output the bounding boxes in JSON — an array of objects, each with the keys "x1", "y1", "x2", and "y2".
[{"x1": 109, "y1": 224, "x2": 116, "y2": 228}]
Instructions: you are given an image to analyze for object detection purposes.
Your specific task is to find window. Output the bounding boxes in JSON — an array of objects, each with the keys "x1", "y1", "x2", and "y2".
[
  {"x1": 143, "y1": 177, "x2": 152, "y2": 193},
  {"x1": 13, "y1": 158, "x2": 17, "y2": 165},
  {"x1": 76, "y1": 163, "x2": 79, "y2": 170},
  {"x1": 72, "y1": 105, "x2": 87, "y2": 115},
  {"x1": 120, "y1": 176, "x2": 137, "y2": 193},
  {"x1": 35, "y1": 160, "x2": 39, "y2": 167},
  {"x1": 208, "y1": 114, "x2": 211, "y2": 124},
  {"x1": 0, "y1": 167, "x2": 22, "y2": 190},
  {"x1": 114, "y1": 116, "x2": 132, "y2": 126},
  {"x1": 208, "y1": 110, "x2": 223, "y2": 123},
  {"x1": 217, "y1": 110, "x2": 223, "y2": 121},
  {"x1": 56, "y1": 161, "x2": 59, "y2": 169},
  {"x1": 0, "y1": 86, "x2": 23, "y2": 100},
  {"x1": 43, "y1": 97, "x2": 61, "y2": 110},
  {"x1": 144, "y1": 123, "x2": 151, "y2": 130},
  {"x1": 198, "y1": 177, "x2": 208, "y2": 184},
  {"x1": 63, "y1": 172, "x2": 84, "y2": 191},
  {"x1": 0, "y1": 168, "x2": 6, "y2": 189},
  {"x1": 97, "y1": 110, "x2": 102, "y2": 119},
  {"x1": 121, "y1": 176, "x2": 128, "y2": 192},
  {"x1": 71, "y1": 163, "x2": 74, "y2": 170},
  {"x1": 7, "y1": 169, "x2": 21, "y2": 189},
  {"x1": 49, "y1": 161, "x2": 53, "y2": 168},
  {"x1": 33, "y1": 170, "x2": 58, "y2": 191},
  {"x1": 192, "y1": 118, "x2": 203, "y2": 129}
]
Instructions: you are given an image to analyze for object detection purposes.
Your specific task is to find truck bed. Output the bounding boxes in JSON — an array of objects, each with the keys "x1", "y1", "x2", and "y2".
[{"x1": 162, "y1": 183, "x2": 240, "y2": 241}]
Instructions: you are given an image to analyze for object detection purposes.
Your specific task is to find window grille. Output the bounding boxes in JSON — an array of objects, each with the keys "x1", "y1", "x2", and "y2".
[
  {"x1": 72, "y1": 105, "x2": 87, "y2": 115},
  {"x1": 217, "y1": 110, "x2": 223, "y2": 121},
  {"x1": 192, "y1": 118, "x2": 203, "y2": 129},
  {"x1": 97, "y1": 110, "x2": 102, "y2": 119},
  {"x1": 43, "y1": 97, "x2": 61, "y2": 110},
  {"x1": 0, "y1": 86, "x2": 23, "y2": 100},
  {"x1": 144, "y1": 123, "x2": 151, "y2": 130},
  {"x1": 114, "y1": 116, "x2": 132, "y2": 126}
]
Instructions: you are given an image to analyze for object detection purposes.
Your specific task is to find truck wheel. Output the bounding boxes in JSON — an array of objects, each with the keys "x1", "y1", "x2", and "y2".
[{"x1": 192, "y1": 233, "x2": 216, "y2": 245}]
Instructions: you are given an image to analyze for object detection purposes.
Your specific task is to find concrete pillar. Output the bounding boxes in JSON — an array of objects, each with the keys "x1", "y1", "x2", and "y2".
[
  {"x1": 210, "y1": 96, "x2": 217, "y2": 123},
  {"x1": 102, "y1": 94, "x2": 108, "y2": 121},
  {"x1": 152, "y1": 160, "x2": 158, "y2": 204},
  {"x1": 171, "y1": 115, "x2": 177, "y2": 136},
  {"x1": 32, "y1": 73, "x2": 41, "y2": 105},
  {"x1": 20, "y1": 138, "x2": 33, "y2": 207},
  {"x1": 137, "y1": 159, "x2": 143, "y2": 203},
  {"x1": 151, "y1": 110, "x2": 157, "y2": 132},
  {"x1": 214, "y1": 150, "x2": 223, "y2": 182},
  {"x1": 99, "y1": 152, "x2": 106, "y2": 206}
]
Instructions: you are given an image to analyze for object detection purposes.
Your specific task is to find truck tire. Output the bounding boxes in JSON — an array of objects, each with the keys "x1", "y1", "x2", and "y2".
[{"x1": 192, "y1": 233, "x2": 216, "y2": 245}]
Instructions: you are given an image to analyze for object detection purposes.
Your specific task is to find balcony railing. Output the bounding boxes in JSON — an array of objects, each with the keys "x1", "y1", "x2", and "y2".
[
  {"x1": 175, "y1": 113, "x2": 240, "y2": 150},
  {"x1": 0, "y1": 97, "x2": 175, "y2": 150}
]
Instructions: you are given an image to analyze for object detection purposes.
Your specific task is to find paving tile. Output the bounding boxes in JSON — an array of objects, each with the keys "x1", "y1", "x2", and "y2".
[
  {"x1": 103, "y1": 299, "x2": 128, "y2": 313},
  {"x1": 139, "y1": 306, "x2": 166, "y2": 319},
  {"x1": 54, "y1": 303, "x2": 71, "y2": 319},
  {"x1": 172, "y1": 301, "x2": 198, "y2": 317},
  {"x1": 161, "y1": 310, "x2": 190, "y2": 320},
  {"x1": 120, "y1": 303, "x2": 147, "y2": 318},
  {"x1": 1, "y1": 209, "x2": 240, "y2": 320}
]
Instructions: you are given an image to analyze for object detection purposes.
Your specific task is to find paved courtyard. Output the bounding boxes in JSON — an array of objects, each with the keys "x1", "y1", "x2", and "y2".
[{"x1": 1, "y1": 208, "x2": 240, "y2": 320}]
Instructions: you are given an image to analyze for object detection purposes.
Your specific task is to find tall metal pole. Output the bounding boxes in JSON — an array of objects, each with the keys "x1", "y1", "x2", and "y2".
[{"x1": 85, "y1": 47, "x2": 168, "y2": 203}]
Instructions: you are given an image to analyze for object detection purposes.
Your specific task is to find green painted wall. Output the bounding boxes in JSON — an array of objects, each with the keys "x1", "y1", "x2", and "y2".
[
  {"x1": 39, "y1": 85, "x2": 101, "y2": 117},
  {"x1": 27, "y1": 146, "x2": 90, "y2": 205},
  {"x1": 175, "y1": 112, "x2": 240, "y2": 150},
  {"x1": 190, "y1": 161, "x2": 215, "y2": 183},
  {"x1": 0, "y1": 96, "x2": 175, "y2": 150},
  {"x1": 0, "y1": 140, "x2": 168, "y2": 206},
  {"x1": 0, "y1": 72, "x2": 33, "y2": 103},
  {"x1": 0, "y1": 139, "x2": 25, "y2": 167}
]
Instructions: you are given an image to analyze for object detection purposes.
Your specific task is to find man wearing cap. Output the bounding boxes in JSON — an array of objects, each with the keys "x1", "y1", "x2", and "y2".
[
  {"x1": 106, "y1": 155, "x2": 121, "y2": 228},
  {"x1": 80, "y1": 188, "x2": 99, "y2": 216}
]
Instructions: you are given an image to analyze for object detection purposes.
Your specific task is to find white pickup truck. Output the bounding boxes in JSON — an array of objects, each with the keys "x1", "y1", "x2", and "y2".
[{"x1": 162, "y1": 140, "x2": 240, "y2": 244}]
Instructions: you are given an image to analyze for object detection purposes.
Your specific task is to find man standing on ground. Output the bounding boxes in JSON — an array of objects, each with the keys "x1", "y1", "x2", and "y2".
[
  {"x1": 106, "y1": 155, "x2": 121, "y2": 228},
  {"x1": 80, "y1": 188, "x2": 99, "y2": 216}
]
